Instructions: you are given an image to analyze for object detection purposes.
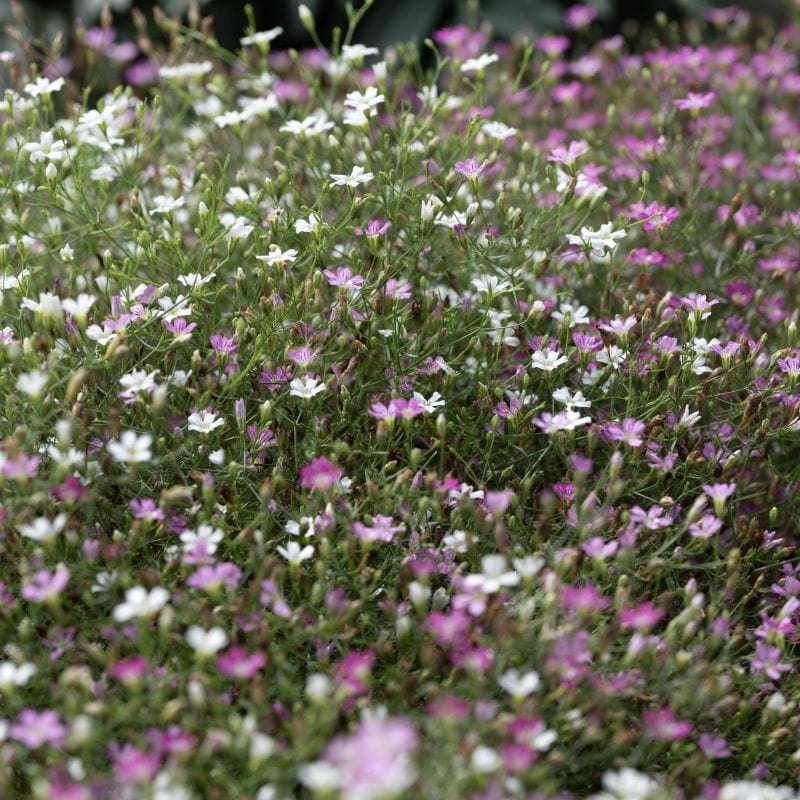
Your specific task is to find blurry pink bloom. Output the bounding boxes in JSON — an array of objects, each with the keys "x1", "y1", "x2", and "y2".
[
  {"x1": 10, "y1": 709, "x2": 66, "y2": 748},
  {"x1": 300, "y1": 457, "x2": 344, "y2": 491},
  {"x1": 642, "y1": 708, "x2": 693, "y2": 741},
  {"x1": 673, "y1": 91, "x2": 715, "y2": 112}
]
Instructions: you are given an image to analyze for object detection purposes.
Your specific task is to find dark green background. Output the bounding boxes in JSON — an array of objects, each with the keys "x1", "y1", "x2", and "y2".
[{"x1": 5, "y1": 0, "x2": 784, "y2": 56}]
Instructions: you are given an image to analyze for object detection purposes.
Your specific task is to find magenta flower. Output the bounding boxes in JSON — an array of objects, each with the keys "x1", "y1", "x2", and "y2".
[
  {"x1": 109, "y1": 655, "x2": 149, "y2": 685},
  {"x1": 354, "y1": 219, "x2": 392, "y2": 237},
  {"x1": 299, "y1": 457, "x2": 344, "y2": 491},
  {"x1": 209, "y1": 334, "x2": 238, "y2": 355},
  {"x1": 334, "y1": 649, "x2": 375, "y2": 697},
  {"x1": 619, "y1": 602, "x2": 665, "y2": 632},
  {"x1": 561, "y1": 584, "x2": 610, "y2": 613},
  {"x1": 10, "y1": 709, "x2": 67, "y2": 748},
  {"x1": 163, "y1": 317, "x2": 197, "y2": 338}
]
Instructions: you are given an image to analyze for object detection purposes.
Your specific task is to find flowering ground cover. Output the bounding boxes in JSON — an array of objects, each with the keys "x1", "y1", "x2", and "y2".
[{"x1": 2, "y1": 1, "x2": 800, "y2": 798}]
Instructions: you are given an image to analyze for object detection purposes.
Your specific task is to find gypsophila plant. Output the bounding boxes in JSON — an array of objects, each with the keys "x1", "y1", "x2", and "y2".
[{"x1": 1, "y1": 2, "x2": 800, "y2": 798}]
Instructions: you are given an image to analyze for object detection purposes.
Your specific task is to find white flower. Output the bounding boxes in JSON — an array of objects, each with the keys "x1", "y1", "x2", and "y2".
[
  {"x1": 464, "y1": 554, "x2": 519, "y2": 594},
  {"x1": 341, "y1": 44, "x2": 379, "y2": 63},
  {"x1": 442, "y1": 529, "x2": 468, "y2": 553},
  {"x1": 289, "y1": 376, "x2": 326, "y2": 399},
  {"x1": 329, "y1": 165, "x2": 374, "y2": 188},
  {"x1": 24, "y1": 76, "x2": 65, "y2": 97},
  {"x1": 298, "y1": 762, "x2": 342, "y2": 794},
  {"x1": 256, "y1": 246, "x2": 298, "y2": 266},
  {"x1": 240, "y1": 27, "x2": 283, "y2": 46},
  {"x1": 551, "y1": 302, "x2": 590, "y2": 327},
  {"x1": 590, "y1": 768, "x2": 662, "y2": 800},
  {"x1": 21, "y1": 291, "x2": 63, "y2": 321},
  {"x1": 22, "y1": 130, "x2": 66, "y2": 164},
  {"x1": 113, "y1": 586, "x2": 170, "y2": 621},
  {"x1": 16, "y1": 370, "x2": 48, "y2": 399},
  {"x1": 119, "y1": 369, "x2": 160, "y2": 398},
  {"x1": 596, "y1": 345, "x2": 627, "y2": 369},
  {"x1": 107, "y1": 431, "x2": 154, "y2": 464},
  {"x1": 18, "y1": 514, "x2": 67, "y2": 543},
  {"x1": 481, "y1": 120, "x2": 518, "y2": 140},
  {"x1": 285, "y1": 516, "x2": 317, "y2": 538},
  {"x1": 552, "y1": 387, "x2": 591, "y2": 410},
  {"x1": 177, "y1": 272, "x2": 215, "y2": 288},
  {"x1": 62, "y1": 293, "x2": 96, "y2": 322},
  {"x1": 460, "y1": 53, "x2": 499, "y2": 74},
  {"x1": 180, "y1": 524, "x2": 224, "y2": 554},
  {"x1": 566, "y1": 222, "x2": 626, "y2": 254},
  {"x1": 470, "y1": 745, "x2": 501, "y2": 773},
  {"x1": 295, "y1": 213, "x2": 322, "y2": 234},
  {"x1": 280, "y1": 112, "x2": 334, "y2": 138},
  {"x1": 187, "y1": 411, "x2": 225, "y2": 434},
  {"x1": 719, "y1": 783, "x2": 799, "y2": 800},
  {"x1": 185, "y1": 625, "x2": 228, "y2": 657},
  {"x1": 159, "y1": 61, "x2": 213, "y2": 79},
  {"x1": 677, "y1": 405, "x2": 702, "y2": 430},
  {"x1": 277, "y1": 541, "x2": 315, "y2": 565},
  {"x1": 0, "y1": 662, "x2": 37, "y2": 691},
  {"x1": 471, "y1": 275, "x2": 512, "y2": 296},
  {"x1": 150, "y1": 195, "x2": 185, "y2": 215},
  {"x1": 157, "y1": 295, "x2": 193, "y2": 321},
  {"x1": 412, "y1": 391, "x2": 445, "y2": 413},
  {"x1": 531, "y1": 350, "x2": 568, "y2": 372},
  {"x1": 220, "y1": 213, "x2": 255, "y2": 239},
  {"x1": 498, "y1": 669, "x2": 541, "y2": 699},
  {"x1": 344, "y1": 86, "x2": 384, "y2": 114},
  {"x1": 91, "y1": 570, "x2": 119, "y2": 593}
]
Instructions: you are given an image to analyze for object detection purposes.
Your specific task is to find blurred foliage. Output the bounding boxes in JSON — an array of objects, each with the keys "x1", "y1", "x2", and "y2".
[{"x1": 2, "y1": 0, "x2": 789, "y2": 58}]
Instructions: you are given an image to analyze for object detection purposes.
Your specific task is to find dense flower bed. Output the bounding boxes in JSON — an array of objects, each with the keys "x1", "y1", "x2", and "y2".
[{"x1": 1, "y1": 3, "x2": 800, "y2": 798}]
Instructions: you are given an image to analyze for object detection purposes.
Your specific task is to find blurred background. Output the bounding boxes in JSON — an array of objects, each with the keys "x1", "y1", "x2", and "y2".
[{"x1": 0, "y1": 0, "x2": 789, "y2": 64}]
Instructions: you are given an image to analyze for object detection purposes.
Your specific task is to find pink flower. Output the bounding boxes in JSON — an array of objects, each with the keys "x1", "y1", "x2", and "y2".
[
  {"x1": 112, "y1": 744, "x2": 160, "y2": 783},
  {"x1": 334, "y1": 649, "x2": 375, "y2": 697},
  {"x1": 548, "y1": 140, "x2": 589, "y2": 165},
  {"x1": 352, "y1": 515, "x2": 405, "y2": 543},
  {"x1": 354, "y1": 219, "x2": 392, "y2": 237},
  {"x1": 620, "y1": 602, "x2": 665, "y2": 632},
  {"x1": 10, "y1": 709, "x2": 67, "y2": 748},
  {"x1": 642, "y1": 708, "x2": 693, "y2": 741},
  {"x1": 217, "y1": 646, "x2": 267, "y2": 680},
  {"x1": 187, "y1": 562, "x2": 242, "y2": 592},
  {"x1": 673, "y1": 91, "x2": 716, "y2": 112},
  {"x1": 454, "y1": 158, "x2": 489, "y2": 179},
  {"x1": 305, "y1": 717, "x2": 418, "y2": 800},
  {"x1": 565, "y1": 3, "x2": 598, "y2": 29},
  {"x1": 299, "y1": 457, "x2": 344, "y2": 491},
  {"x1": 110, "y1": 656, "x2": 149, "y2": 686},
  {"x1": 323, "y1": 266, "x2": 364, "y2": 290},
  {"x1": 606, "y1": 418, "x2": 646, "y2": 447},
  {"x1": 21, "y1": 566, "x2": 70, "y2": 603}
]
